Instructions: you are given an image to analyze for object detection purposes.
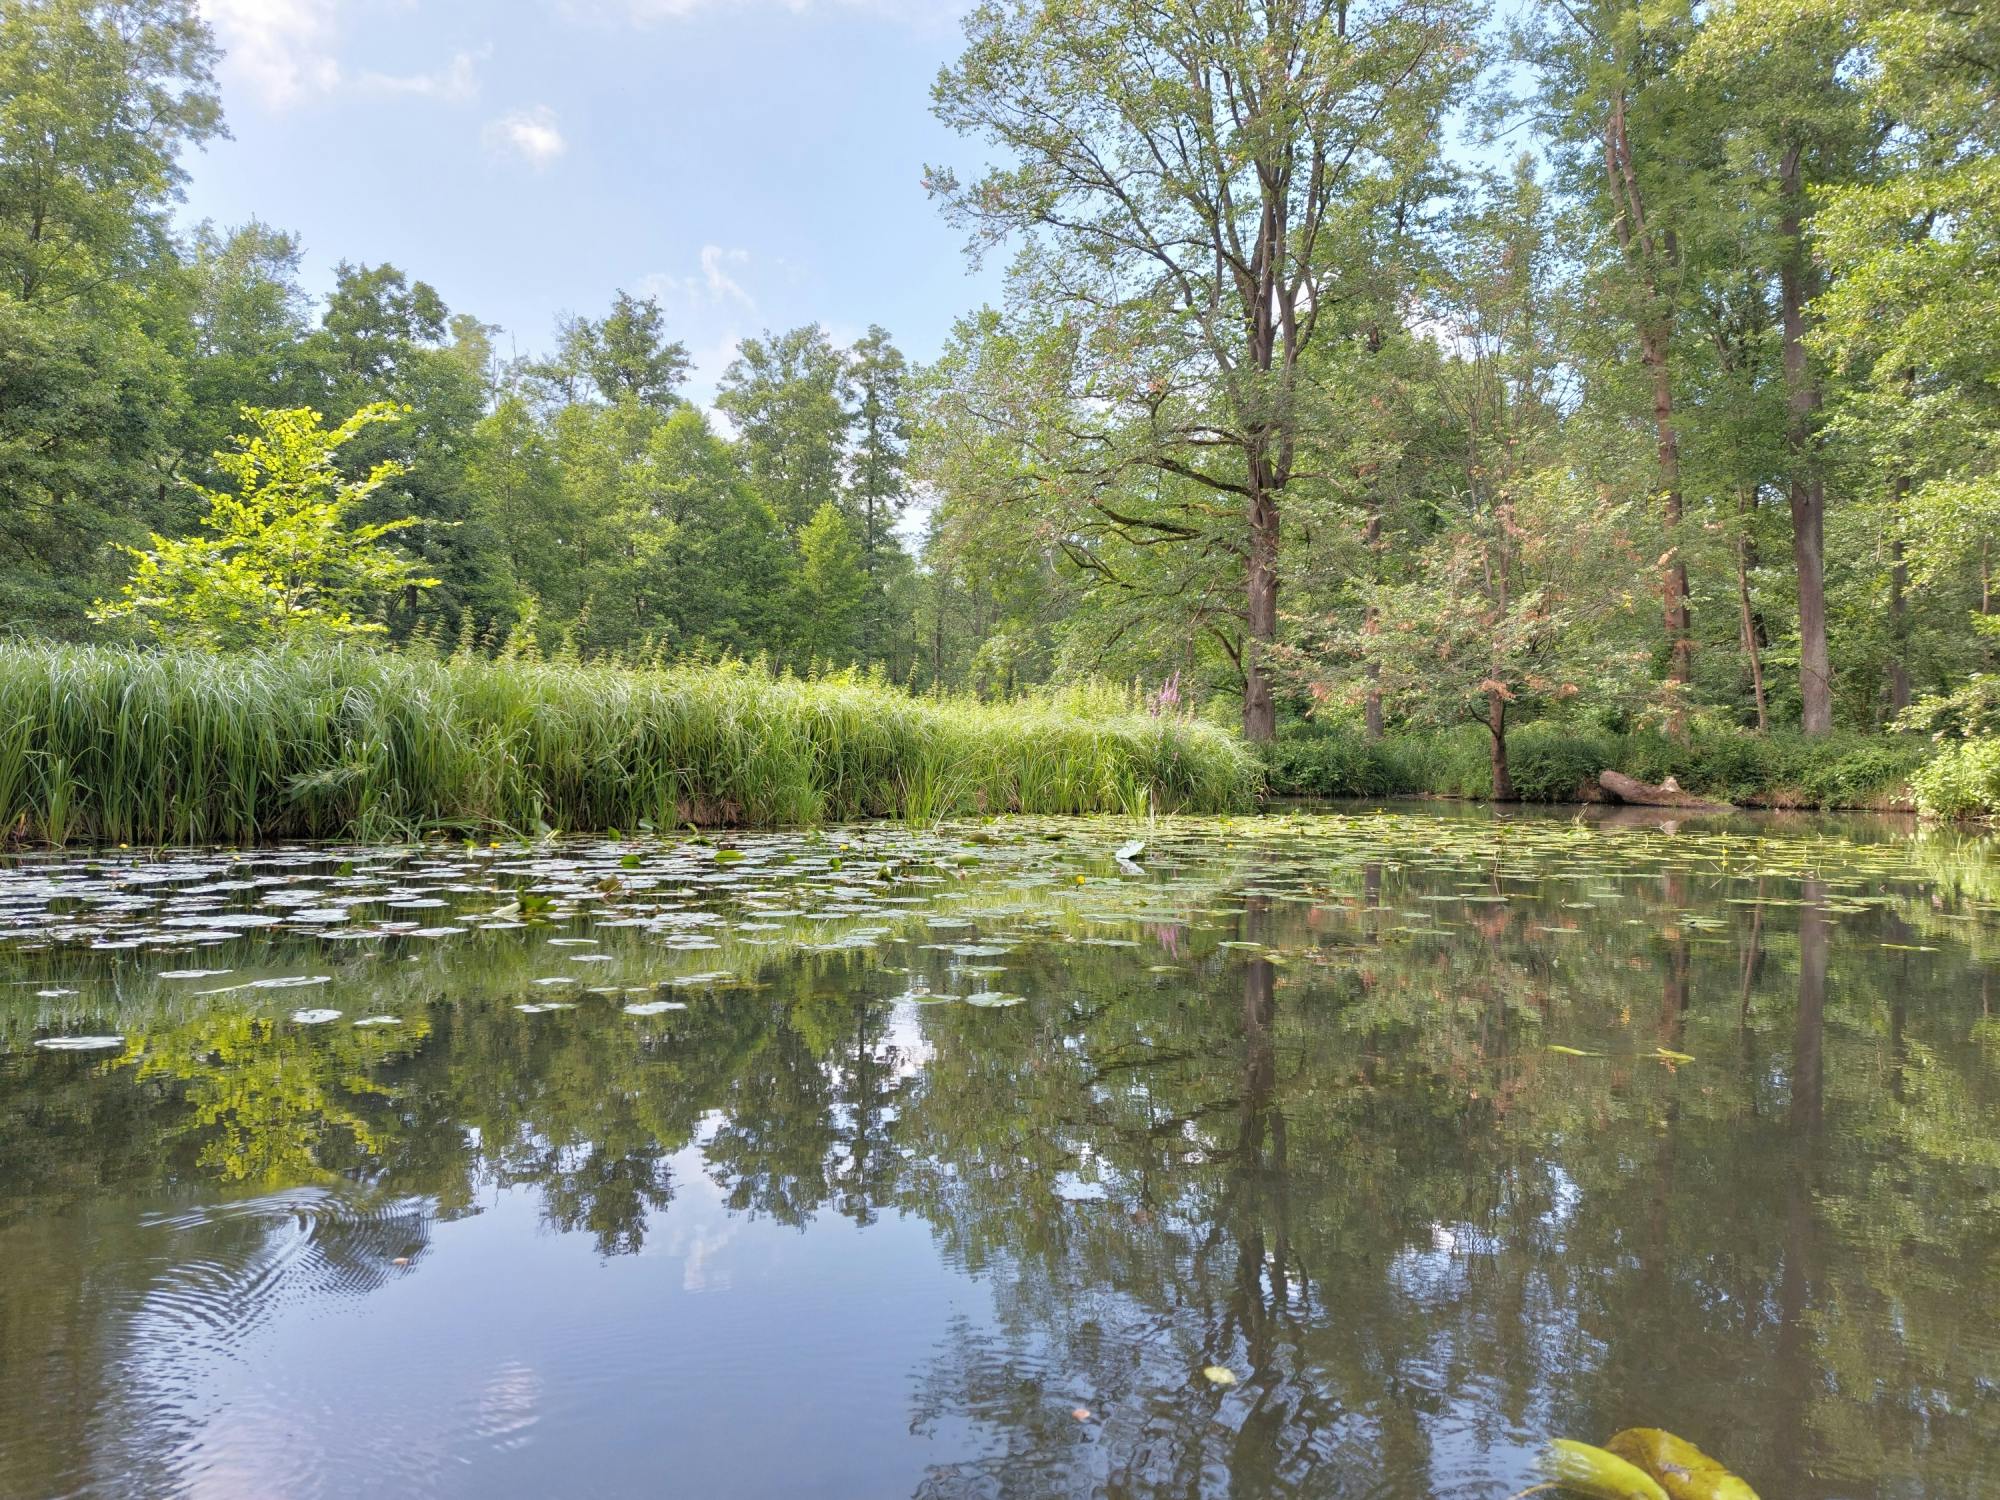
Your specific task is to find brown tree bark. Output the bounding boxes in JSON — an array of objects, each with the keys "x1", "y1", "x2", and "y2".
[
  {"x1": 1243, "y1": 484, "x2": 1280, "y2": 743},
  {"x1": 1363, "y1": 499, "x2": 1384, "y2": 741},
  {"x1": 1736, "y1": 488, "x2": 1769, "y2": 733},
  {"x1": 1487, "y1": 691, "x2": 1513, "y2": 802},
  {"x1": 1779, "y1": 144, "x2": 1834, "y2": 734}
]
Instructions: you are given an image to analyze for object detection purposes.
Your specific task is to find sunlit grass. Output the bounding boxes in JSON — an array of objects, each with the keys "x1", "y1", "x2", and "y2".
[{"x1": 0, "y1": 644, "x2": 1257, "y2": 844}]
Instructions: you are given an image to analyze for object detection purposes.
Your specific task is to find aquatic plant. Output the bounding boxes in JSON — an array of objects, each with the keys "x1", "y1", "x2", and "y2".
[{"x1": 0, "y1": 644, "x2": 1257, "y2": 844}]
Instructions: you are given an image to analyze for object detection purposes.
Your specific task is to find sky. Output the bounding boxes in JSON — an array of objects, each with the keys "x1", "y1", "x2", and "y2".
[{"x1": 182, "y1": 0, "x2": 1002, "y2": 403}]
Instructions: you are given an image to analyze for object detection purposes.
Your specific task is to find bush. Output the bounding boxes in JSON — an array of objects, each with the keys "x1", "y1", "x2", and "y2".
[
  {"x1": 1260, "y1": 728, "x2": 1405, "y2": 798},
  {"x1": 1260, "y1": 716, "x2": 1924, "y2": 809},
  {"x1": 1506, "y1": 725, "x2": 1615, "y2": 802},
  {"x1": 1911, "y1": 738, "x2": 2000, "y2": 820}
]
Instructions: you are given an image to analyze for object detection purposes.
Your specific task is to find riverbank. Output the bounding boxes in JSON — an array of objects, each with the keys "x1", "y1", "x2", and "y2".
[
  {"x1": 0, "y1": 645, "x2": 1257, "y2": 844},
  {"x1": 1261, "y1": 721, "x2": 1999, "y2": 819}
]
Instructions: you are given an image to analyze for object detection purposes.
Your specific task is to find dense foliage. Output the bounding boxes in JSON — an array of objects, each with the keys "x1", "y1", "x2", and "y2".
[{"x1": 0, "y1": 0, "x2": 1995, "y2": 816}]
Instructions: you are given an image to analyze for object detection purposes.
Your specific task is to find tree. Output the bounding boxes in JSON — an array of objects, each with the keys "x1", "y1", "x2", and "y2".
[
  {"x1": 1273, "y1": 166, "x2": 1649, "y2": 795},
  {"x1": 717, "y1": 325, "x2": 850, "y2": 536},
  {"x1": 615, "y1": 407, "x2": 792, "y2": 656},
  {"x1": 1523, "y1": 0, "x2": 1712, "y2": 730},
  {"x1": 93, "y1": 404, "x2": 436, "y2": 647},
  {"x1": 1684, "y1": 1, "x2": 1878, "y2": 735},
  {"x1": 844, "y1": 325, "x2": 913, "y2": 664},
  {"x1": 1808, "y1": 0, "x2": 2000, "y2": 709},
  {"x1": 929, "y1": 0, "x2": 1479, "y2": 740},
  {"x1": 583, "y1": 290, "x2": 688, "y2": 411},
  {"x1": 844, "y1": 325, "x2": 910, "y2": 563},
  {"x1": 791, "y1": 501, "x2": 869, "y2": 666},
  {"x1": 0, "y1": 0, "x2": 223, "y2": 626},
  {"x1": 0, "y1": 0, "x2": 222, "y2": 306}
]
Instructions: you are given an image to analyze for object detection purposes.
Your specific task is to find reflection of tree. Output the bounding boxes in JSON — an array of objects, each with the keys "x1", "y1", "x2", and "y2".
[{"x1": 3, "y1": 822, "x2": 1998, "y2": 1497}]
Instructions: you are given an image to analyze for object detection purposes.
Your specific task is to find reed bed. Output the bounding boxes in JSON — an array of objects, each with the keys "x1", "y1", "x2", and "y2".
[{"x1": 0, "y1": 644, "x2": 1256, "y2": 844}]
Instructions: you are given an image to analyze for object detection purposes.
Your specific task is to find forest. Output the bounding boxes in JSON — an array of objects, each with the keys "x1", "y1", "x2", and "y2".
[{"x1": 1, "y1": 0, "x2": 1996, "y2": 817}]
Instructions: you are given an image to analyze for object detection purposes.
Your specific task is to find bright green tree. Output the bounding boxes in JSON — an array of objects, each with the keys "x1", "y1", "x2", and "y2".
[
  {"x1": 791, "y1": 501, "x2": 869, "y2": 666},
  {"x1": 93, "y1": 404, "x2": 436, "y2": 647}
]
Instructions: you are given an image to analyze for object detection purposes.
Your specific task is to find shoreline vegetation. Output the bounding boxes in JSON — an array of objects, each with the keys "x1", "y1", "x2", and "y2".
[
  {"x1": 0, "y1": 644, "x2": 1991, "y2": 848},
  {"x1": 0, "y1": 644, "x2": 1257, "y2": 846},
  {"x1": 1259, "y1": 722, "x2": 1948, "y2": 816}
]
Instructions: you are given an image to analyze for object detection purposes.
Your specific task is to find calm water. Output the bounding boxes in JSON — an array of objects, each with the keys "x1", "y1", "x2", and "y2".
[{"x1": 1, "y1": 807, "x2": 1995, "y2": 1499}]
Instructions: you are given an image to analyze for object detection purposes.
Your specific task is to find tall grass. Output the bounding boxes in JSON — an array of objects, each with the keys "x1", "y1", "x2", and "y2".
[{"x1": 0, "y1": 644, "x2": 1257, "y2": 845}]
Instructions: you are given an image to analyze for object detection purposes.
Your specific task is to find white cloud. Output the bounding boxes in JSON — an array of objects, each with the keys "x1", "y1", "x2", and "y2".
[
  {"x1": 699, "y1": 246, "x2": 755, "y2": 308},
  {"x1": 483, "y1": 106, "x2": 568, "y2": 169},
  {"x1": 572, "y1": 0, "x2": 966, "y2": 26},
  {"x1": 359, "y1": 48, "x2": 487, "y2": 105},
  {"x1": 201, "y1": 0, "x2": 341, "y2": 109},
  {"x1": 641, "y1": 246, "x2": 758, "y2": 313}
]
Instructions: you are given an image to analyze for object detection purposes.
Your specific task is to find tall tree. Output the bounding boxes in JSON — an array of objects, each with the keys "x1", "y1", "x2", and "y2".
[
  {"x1": 929, "y1": 0, "x2": 1478, "y2": 740},
  {"x1": 843, "y1": 325, "x2": 910, "y2": 567},
  {"x1": 0, "y1": 0, "x2": 223, "y2": 625},
  {"x1": 1686, "y1": 2, "x2": 1878, "y2": 734},
  {"x1": 1524, "y1": 0, "x2": 1709, "y2": 731},
  {"x1": 717, "y1": 325, "x2": 850, "y2": 536}
]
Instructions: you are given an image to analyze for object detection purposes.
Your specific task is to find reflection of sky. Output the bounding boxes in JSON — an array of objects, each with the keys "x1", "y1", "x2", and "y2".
[{"x1": 109, "y1": 1158, "x2": 991, "y2": 1499}]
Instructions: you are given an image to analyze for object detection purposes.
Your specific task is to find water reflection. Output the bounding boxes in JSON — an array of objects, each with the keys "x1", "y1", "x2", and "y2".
[{"x1": 0, "y1": 811, "x2": 1996, "y2": 1498}]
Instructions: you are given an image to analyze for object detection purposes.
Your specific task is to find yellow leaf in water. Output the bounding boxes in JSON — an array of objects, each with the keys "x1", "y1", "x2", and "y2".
[
  {"x1": 1548, "y1": 1044, "x2": 1602, "y2": 1058},
  {"x1": 1201, "y1": 1365, "x2": 1238, "y2": 1386},
  {"x1": 1604, "y1": 1428, "x2": 1760, "y2": 1500},
  {"x1": 1652, "y1": 1047, "x2": 1696, "y2": 1065},
  {"x1": 1540, "y1": 1439, "x2": 1670, "y2": 1500}
]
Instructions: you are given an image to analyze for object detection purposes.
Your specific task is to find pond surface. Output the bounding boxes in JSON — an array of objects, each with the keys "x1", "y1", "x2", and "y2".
[{"x1": 1, "y1": 807, "x2": 1996, "y2": 1499}]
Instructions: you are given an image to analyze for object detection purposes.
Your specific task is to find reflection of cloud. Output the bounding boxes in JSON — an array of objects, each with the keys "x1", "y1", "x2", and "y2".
[
  {"x1": 473, "y1": 1359, "x2": 543, "y2": 1450},
  {"x1": 660, "y1": 1170, "x2": 742, "y2": 1292},
  {"x1": 201, "y1": 0, "x2": 341, "y2": 108},
  {"x1": 484, "y1": 106, "x2": 568, "y2": 169}
]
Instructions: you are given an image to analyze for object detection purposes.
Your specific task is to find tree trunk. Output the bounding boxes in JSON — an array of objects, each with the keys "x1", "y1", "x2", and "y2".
[
  {"x1": 1363, "y1": 500, "x2": 1383, "y2": 742},
  {"x1": 1779, "y1": 144, "x2": 1833, "y2": 735},
  {"x1": 1487, "y1": 692, "x2": 1513, "y2": 802},
  {"x1": 1735, "y1": 499, "x2": 1769, "y2": 733},
  {"x1": 1888, "y1": 530, "x2": 1912, "y2": 718},
  {"x1": 1242, "y1": 484, "x2": 1279, "y2": 743},
  {"x1": 1644, "y1": 330, "x2": 1694, "y2": 732}
]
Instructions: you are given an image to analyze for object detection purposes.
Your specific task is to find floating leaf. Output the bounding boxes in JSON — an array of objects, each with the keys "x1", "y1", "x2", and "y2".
[
  {"x1": 1540, "y1": 1438, "x2": 1670, "y2": 1500},
  {"x1": 1201, "y1": 1365, "x2": 1238, "y2": 1386},
  {"x1": 1604, "y1": 1429, "x2": 1759, "y2": 1500},
  {"x1": 1548, "y1": 1045, "x2": 1603, "y2": 1058}
]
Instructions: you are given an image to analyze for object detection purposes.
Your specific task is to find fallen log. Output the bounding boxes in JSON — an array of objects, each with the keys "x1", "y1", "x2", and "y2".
[{"x1": 1598, "y1": 769, "x2": 1732, "y2": 810}]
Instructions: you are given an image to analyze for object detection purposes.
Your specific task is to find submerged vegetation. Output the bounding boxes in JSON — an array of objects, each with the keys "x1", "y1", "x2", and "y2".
[{"x1": 0, "y1": 644, "x2": 1255, "y2": 845}]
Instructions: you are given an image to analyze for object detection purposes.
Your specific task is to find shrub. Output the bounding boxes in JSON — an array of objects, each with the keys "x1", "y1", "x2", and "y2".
[{"x1": 1911, "y1": 738, "x2": 2000, "y2": 820}]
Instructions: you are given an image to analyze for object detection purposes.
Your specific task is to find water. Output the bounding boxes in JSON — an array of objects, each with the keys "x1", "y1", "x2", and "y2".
[{"x1": 0, "y1": 807, "x2": 1995, "y2": 1499}]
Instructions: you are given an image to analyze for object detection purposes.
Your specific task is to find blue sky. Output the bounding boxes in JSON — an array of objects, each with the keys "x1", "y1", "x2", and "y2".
[{"x1": 183, "y1": 0, "x2": 1000, "y2": 400}]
